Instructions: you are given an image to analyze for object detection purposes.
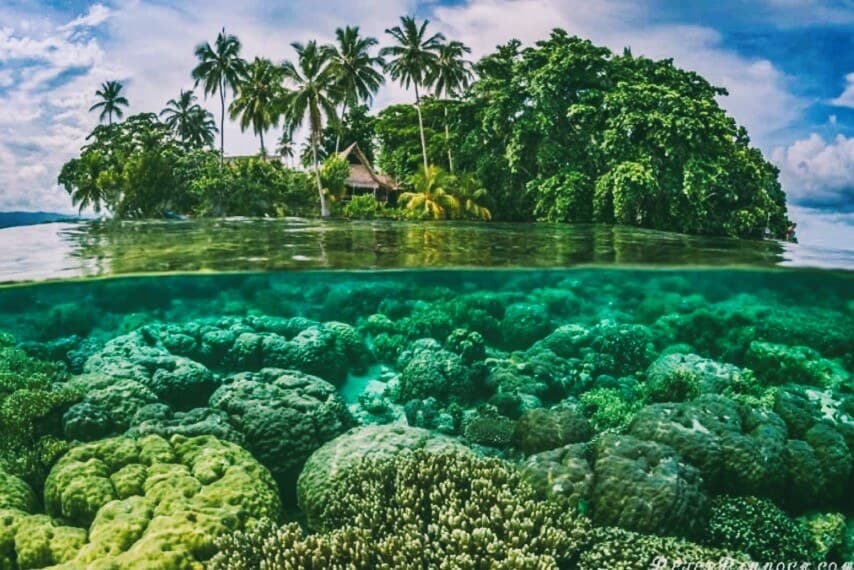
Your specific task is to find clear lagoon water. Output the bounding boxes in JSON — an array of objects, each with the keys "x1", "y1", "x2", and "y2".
[{"x1": 0, "y1": 219, "x2": 851, "y2": 568}]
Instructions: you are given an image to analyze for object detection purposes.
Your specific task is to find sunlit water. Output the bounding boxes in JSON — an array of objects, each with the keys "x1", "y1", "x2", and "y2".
[{"x1": 0, "y1": 219, "x2": 851, "y2": 567}]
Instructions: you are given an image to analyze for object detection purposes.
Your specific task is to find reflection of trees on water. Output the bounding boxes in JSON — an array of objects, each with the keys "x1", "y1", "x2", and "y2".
[{"x1": 60, "y1": 219, "x2": 788, "y2": 277}]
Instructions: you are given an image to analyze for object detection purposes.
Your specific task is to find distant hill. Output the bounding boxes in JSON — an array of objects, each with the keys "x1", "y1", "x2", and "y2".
[{"x1": 0, "y1": 211, "x2": 80, "y2": 229}]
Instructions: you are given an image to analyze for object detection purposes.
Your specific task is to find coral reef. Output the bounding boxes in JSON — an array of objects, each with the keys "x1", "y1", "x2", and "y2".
[
  {"x1": 0, "y1": 267, "x2": 851, "y2": 567},
  {"x1": 706, "y1": 496, "x2": 816, "y2": 563},
  {"x1": 297, "y1": 424, "x2": 468, "y2": 529},
  {"x1": 220, "y1": 451, "x2": 594, "y2": 569},
  {"x1": 209, "y1": 368, "x2": 353, "y2": 487},
  {"x1": 2, "y1": 434, "x2": 279, "y2": 569}
]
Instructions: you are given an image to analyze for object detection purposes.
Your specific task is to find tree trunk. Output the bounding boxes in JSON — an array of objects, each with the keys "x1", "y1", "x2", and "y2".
[
  {"x1": 334, "y1": 101, "x2": 347, "y2": 154},
  {"x1": 259, "y1": 129, "x2": 266, "y2": 157},
  {"x1": 444, "y1": 104, "x2": 454, "y2": 174},
  {"x1": 414, "y1": 84, "x2": 429, "y2": 172},
  {"x1": 219, "y1": 79, "x2": 226, "y2": 168},
  {"x1": 313, "y1": 134, "x2": 331, "y2": 217}
]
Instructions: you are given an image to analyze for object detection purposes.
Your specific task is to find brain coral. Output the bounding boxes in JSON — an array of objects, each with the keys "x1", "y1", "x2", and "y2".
[
  {"x1": 209, "y1": 368, "x2": 354, "y2": 487},
  {"x1": 1, "y1": 434, "x2": 279, "y2": 569}
]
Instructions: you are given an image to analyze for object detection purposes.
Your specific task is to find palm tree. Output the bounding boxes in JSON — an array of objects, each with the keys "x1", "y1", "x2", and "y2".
[
  {"x1": 399, "y1": 164, "x2": 459, "y2": 220},
  {"x1": 430, "y1": 41, "x2": 473, "y2": 173},
  {"x1": 229, "y1": 57, "x2": 283, "y2": 156},
  {"x1": 454, "y1": 173, "x2": 491, "y2": 220},
  {"x1": 192, "y1": 28, "x2": 247, "y2": 165},
  {"x1": 160, "y1": 90, "x2": 217, "y2": 149},
  {"x1": 280, "y1": 41, "x2": 339, "y2": 217},
  {"x1": 277, "y1": 132, "x2": 295, "y2": 166},
  {"x1": 324, "y1": 26, "x2": 384, "y2": 153},
  {"x1": 380, "y1": 16, "x2": 445, "y2": 171},
  {"x1": 89, "y1": 80, "x2": 129, "y2": 125}
]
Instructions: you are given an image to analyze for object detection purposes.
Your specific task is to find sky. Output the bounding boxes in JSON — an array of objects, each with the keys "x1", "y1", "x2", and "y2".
[{"x1": 0, "y1": 0, "x2": 852, "y2": 248}]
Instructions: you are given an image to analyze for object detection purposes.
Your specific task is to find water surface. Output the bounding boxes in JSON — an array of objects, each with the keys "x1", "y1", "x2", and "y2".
[{"x1": 2, "y1": 218, "x2": 851, "y2": 284}]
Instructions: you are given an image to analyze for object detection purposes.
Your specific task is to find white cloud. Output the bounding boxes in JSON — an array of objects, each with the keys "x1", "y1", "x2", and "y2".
[
  {"x1": 58, "y1": 3, "x2": 111, "y2": 32},
  {"x1": 786, "y1": 205, "x2": 854, "y2": 251},
  {"x1": 772, "y1": 133, "x2": 854, "y2": 210},
  {"x1": 830, "y1": 72, "x2": 854, "y2": 108}
]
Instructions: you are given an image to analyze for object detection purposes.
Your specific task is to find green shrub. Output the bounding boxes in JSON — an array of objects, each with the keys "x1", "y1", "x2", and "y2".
[{"x1": 343, "y1": 194, "x2": 384, "y2": 219}]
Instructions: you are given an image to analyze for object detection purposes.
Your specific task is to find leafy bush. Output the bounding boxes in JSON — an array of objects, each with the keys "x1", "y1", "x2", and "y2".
[{"x1": 343, "y1": 194, "x2": 384, "y2": 219}]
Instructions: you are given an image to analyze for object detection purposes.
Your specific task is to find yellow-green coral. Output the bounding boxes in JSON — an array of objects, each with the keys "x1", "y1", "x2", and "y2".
[{"x1": 1, "y1": 434, "x2": 279, "y2": 570}]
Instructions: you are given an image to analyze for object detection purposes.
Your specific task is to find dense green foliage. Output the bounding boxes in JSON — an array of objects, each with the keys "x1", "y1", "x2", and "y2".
[
  {"x1": 58, "y1": 115, "x2": 316, "y2": 218},
  {"x1": 446, "y1": 32, "x2": 790, "y2": 236},
  {"x1": 319, "y1": 104, "x2": 377, "y2": 163},
  {"x1": 189, "y1": 155, "x2": 317, "y2": 217},
  {"x1": 160, "y1": 90, "x2": 218, "y2": 149},
  {"x1": 341, "y1": 195, "x2": 382, "y2": 219},
  {"x1": 0, "y1": 334, "x2": 79, "y2": 489},
  {"x1": 375, "y1": 100, "x2": 448, "y2": 181}
]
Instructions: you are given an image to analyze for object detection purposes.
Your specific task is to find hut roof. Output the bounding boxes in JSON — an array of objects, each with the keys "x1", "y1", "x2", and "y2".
[{"x1": 338, "y1": 143, "x2": 398, "y2": 191}]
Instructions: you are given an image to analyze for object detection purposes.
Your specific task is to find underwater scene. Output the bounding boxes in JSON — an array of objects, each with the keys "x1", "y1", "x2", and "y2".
[{"x1": 0, "y1": 260, "x2": 851, "y2": 569}]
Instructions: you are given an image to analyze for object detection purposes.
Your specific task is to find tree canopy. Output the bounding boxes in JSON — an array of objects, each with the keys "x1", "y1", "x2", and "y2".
[{"x1": 445, "y1": 30, "x2": 789, "y2": 237}]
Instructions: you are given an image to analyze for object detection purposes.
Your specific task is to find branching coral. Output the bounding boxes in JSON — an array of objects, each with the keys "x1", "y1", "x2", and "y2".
[
  {"x1": 223, "y1": 451, "x2": 594, "y2": 569},
  {"x1": 0, "y1": 335, "x2": 79, "y2": 487},
  {"x1": 706, "y1": 496, "x2": 816, "y2": 563}
]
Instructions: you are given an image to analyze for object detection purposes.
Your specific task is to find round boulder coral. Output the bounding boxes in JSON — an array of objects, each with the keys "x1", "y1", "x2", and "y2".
[
  {"x1": 209, "y1": 368, "x2": 353, "y2": 488},
  {"x1": 63, "y1": 375, "x2": 159, "y2": 440},
  {"x1": 513, "y1": 404, "x2": 592, "y2": 454},
  {"x1": 520, "y1": 442, "x2": 594, "y2": 510},
  {"x1": 501, "y1": 302, "x2": 552, "y2": 351},
  {"x1": 127, "y1": 404, "x2": 246, "y2": 447},
  {"x1": 83, "y1": 331, "x2": 215, "y2": 409},
  {"x1": 395, "y1": 344, "x2": 474, "y2": 403},
  {"x1": 1, "y1": 434, "x2": 279, "y2": 569},
  {"x1": 629, "y1": 395, "x2": 789, "y2": 497},
  {"x1": 644, "y1": 352, "x2": 754, "y2": 402},
  {"x1": 590, "y1": 434, "x2": 709, "y2": 539}
]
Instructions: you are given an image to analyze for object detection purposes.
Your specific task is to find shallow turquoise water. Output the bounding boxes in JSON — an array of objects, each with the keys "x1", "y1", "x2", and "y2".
[{"x1": 0, "y1": 221, "x2": 852, "y2": 568}]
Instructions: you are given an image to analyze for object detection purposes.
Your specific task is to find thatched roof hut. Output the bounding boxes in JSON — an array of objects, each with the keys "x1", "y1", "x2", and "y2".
[{"x1": 338, "y1": 143, "x2": 398, "y2": 201}]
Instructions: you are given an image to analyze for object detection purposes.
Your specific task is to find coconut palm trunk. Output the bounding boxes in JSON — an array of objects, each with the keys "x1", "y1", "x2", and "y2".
[
  {"x1": 444, "y1": 105, "x2": 454, "y2": 173},
  {"x1": 414, "y1": 83, "x2": 429, "y2": 172},
  {"x1": 312, "y1": 134, "x2": 331, "y2": 217},
  {"x1": 334, "y1": 101, "x2": 347, "y2": 154},
  {"x1": 219, "y1": 77, "x2": 226, "y2": 167}
]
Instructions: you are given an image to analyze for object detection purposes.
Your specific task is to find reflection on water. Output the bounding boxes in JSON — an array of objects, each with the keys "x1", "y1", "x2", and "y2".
[{"x1": 0, "y1": 218, "x2": 851, "y2": 283}]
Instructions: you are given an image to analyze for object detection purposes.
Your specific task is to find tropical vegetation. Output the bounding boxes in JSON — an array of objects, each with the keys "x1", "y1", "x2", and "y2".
[
  {"x1": 160, "y1": 90, "x2": 218, "y2": 149},
  {"x1": 192, "y1": 27, "x2": 247, "y2": 165},
  {"x1": 59, "y1": 20, "x2": 791, "y2": 238},
  {"x1": 89, "y1": 80, "x2": 129, "y2": 125}
]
